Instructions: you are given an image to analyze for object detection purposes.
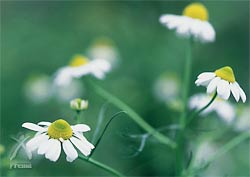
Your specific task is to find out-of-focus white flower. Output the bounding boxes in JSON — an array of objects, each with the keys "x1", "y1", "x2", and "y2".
[
  {"x1": 70, "y1": 98, "x2": 88, "y2": 111},
  {"x1": 23, "y1": 74, "x2": 52, "y2": 104},
  {"x1": 54, "y1": 55, "x2": 111, "y2": 86},
  {"x1": 22, "y1": 119, "x2": 94, "y2": 162},
  {"x1": 154, "y1": 73, "x2": 180, "y2": 102},
  {"x1": 195, "y1": 66, "x2": 246, "y2": 102},
  {"x1": 234, "y1": 106, "x2": 250, "y2": 132},
  {"x1": 189, "y1": 93, "x2": 236, "y2": 123},
  {"x1": 153, "y1": 73, "x2": 182, "y2": 110},
  {"x1": 193, "y1": 141, "x2": 216, "y2": 167},
  {"x1": 53, "y1": 79, "x2": 84, "y2": 102},
  {"x1": 160, "y1": 2, "x2": 215, "y2": 43},
  {"x1": 87, "y1": 37, "x2": 119, "y2": 67}
]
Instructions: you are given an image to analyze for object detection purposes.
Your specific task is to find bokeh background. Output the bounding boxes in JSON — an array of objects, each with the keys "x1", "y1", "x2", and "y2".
[{"x1": 1, "y1": 1, "x2": 249, "y2": 176}]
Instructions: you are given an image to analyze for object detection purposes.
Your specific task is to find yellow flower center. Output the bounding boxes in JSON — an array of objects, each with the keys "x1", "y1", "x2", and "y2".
[
  {"x1": 69, "y1": 55, "x2": 89, "y2": 67},
  {"x1": 48, "y1": 119, "x2": 73, "y2": 140},
  {"x1": 215, "y1": 66, "x2": 236, "y2": 83},
  {"x1": 183, "y1": 3, "x2": 208, "y2": 21}
]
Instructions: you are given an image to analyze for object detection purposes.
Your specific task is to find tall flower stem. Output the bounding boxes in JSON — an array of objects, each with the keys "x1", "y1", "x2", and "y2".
[
  {"x1": 88, "y1": 80, "x2": 177, "y2": 148},
  {"x1": 79, "y1": 155, "x2": 125, "y2": 177},
  {"x1": 186, "y1": 92, "x2": 217, "y2": 126},
  {"x1": 75, "y1": 111, "x2": 82, "y2": 124},
  {"x1": 176, "y1": 39, "x2": 193, "y2": 176}
]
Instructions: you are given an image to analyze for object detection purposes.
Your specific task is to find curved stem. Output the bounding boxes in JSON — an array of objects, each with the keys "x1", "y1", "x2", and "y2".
[
  {"x1": 186, "y1": 92, "x2": 217, "y2": 126},
  {"x1": 90, "y1": 111, "x2": 126, "y2": 157},
  {"x1": 79, "y1": 156, "x2": 125, "y2": 177},
  {"x1": 89, "y1": 81, "x2": 177, "y2": 148}
]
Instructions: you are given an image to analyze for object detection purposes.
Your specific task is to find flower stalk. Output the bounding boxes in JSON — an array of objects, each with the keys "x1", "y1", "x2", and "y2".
[
  {"x1": 79, "y1": 155, "x2": 125, "y2": 177},
  {"x1": 88, "y1": 80, "x2": 177, "y2": 148}
]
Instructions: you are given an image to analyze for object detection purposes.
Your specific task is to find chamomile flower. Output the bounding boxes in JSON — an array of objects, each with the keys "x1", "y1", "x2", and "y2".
[
  {"x1": 189, "y1": 93, "x2": 236, "y2": 123},
  {"x1": 160, "y1": 3, "x2": 215, "y2": 42},
  {"x1": 87, "y1": 37, "x2": 119, "y2": 67},
  {"x1": 195, "y1": 66, "x2": 246, "y2": 102},
  {"x1": 22, "y1": 119, "x2": 94, "y2": 162},
  {"x1": 54, "y1": 55, "x2": 111, "y2": 86}
]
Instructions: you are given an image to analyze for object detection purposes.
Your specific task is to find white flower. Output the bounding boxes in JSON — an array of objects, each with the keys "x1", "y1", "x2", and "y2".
[
  {"x1": 159, "y1": 3, "x2": 215, "y2": 42},
  {"x1": 70, "y1": 98, "x2": 88, "y2": 111},
  {"x1": 189, "y1": 93, "x2": 236, "y2": 123},
  {"x1": 234, "y1": 106, "x2": 250, "y2": 132},
  {"x1": 195, "y1": 66, "x2": 246, "y2": 103},
  {"x1": 23, "y1": 74, "x2": 52, "y2": 104},
  {"x1": 153, "y1": 73, "x2": 180, "y2": 103},
  {"x1": 54, "y1": 55, "x2": 111, "y2": 86},
  {"x1": 87, "y1": 37, "x2": 119, "y2": 67},
  {"x1": 22, "y1": 119, "x2": 94, "y2": 162}
]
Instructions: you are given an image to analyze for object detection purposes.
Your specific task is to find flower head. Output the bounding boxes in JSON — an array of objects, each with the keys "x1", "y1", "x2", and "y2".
[
  {"x1": 195, "y1": 66, "x2": 246, "y2": 102},
  {"x1": 189, "y1": 93, "x2": 236, "y2": 123},
  {"x1": 54, "y1": 54, "x2": 111, "y2": 86},
  {"x1": 70, "y1": 98, "x2": 88, "y2": 111},
  {"x1": 22, "y1": 119, "x2": 94, "y2": 162},
  {"x1": 159, "y1": 2, "x2": 215, "y2": 42}
]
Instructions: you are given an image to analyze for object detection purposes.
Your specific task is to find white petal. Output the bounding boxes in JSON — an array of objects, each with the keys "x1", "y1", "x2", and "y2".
[
  {"x1": 235, "y1": 82, "x2": 246, "y2": 103},
  {"x1": 38, "y1": 122, "x2": 51, "y2": 126},
  {"x1": 73, "y1": 132, "x2": 95, "y2": 149},
  {"x1": 230, "y1": 83, "x2": 240, "y2": 102},
  {"x1": 37, "y1": 138, "x2": 50, "y2": 155},
  {"x1": 45, "y1": 139, "x2": 61, "y2": 162},
  {"x1": 217, "y1": 80, "x2": 230, "y2": 100},
  {"x1": 62, "y1": 140, "x2": 78, "y2": 162},
  {"x1": 207, "y1": 77, "x2": 221, "y2": 94},
  {"x1": 71, "y1": 124, "x2": 91, "y2": 132},
  {"x1": 197, "y1": 72, "x2": 215, "y2": 79},
  {"x1": 26, "y1": 134, "x2": 48, "y2": 152},
  {"x1": 22, "y1": 123, "x2": 47, "y2": 132},
  {"x1": 70, "y1": 137, "x2": 92, "y2": 156}
]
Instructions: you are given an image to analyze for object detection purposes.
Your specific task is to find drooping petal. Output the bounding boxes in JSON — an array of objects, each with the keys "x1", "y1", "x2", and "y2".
[
  {"x1": 26, "y1": 134, "x2": 48, "y2": 152},
  {"x1": 45, "y1": 139, "x2": 61, "y2": 162},
  {"x1": 22, "y1": 123, "x2": 47, "y2": 132},
  {"x1": 37, "y1": 138, "x2": 50, "y2": 155},
  {"x1": 73, "y1": 132, "x2": 95, "y2": 149},
  {"x1": 70, "y1": 137, "x2": 92, "y2": 156},
  {"x1": 71, "y1": 124, "x2": 91, "y2": 132},
  {"x1": 207, "y1": 77, "x2": 221, "y2": 94},
  {"x1": 230, "y1": 83, "x2": 240, "y2": 102},
  {"x1": 62, "y1": 140, "x2": 78, "y2": 162},
  {"x1": 197, "y1": 72, "x2": 216, "y2": 79},
  {"x1": 217, "y1": 80, "x2": 230, "y2": 100},
  {"x1": 235, "y1": 82, "x2": 246, "y2": 103}
]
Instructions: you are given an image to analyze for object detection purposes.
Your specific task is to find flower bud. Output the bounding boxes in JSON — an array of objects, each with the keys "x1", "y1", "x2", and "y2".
[{"x1": 70, "y1": 98, "x2": 88, "y2": 111}]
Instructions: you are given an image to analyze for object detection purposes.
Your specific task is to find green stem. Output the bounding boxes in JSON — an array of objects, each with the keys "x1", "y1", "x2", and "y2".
[
  {"x1": 176, "y1": 39, "x2": 193, "y2": 176},
  {"x1": 180, "y1": 39, "x2": 193, "y2": 129},
  {"x1": 79, "y1": 156, "x2": 125, "y2": 177},
  {"x1": 185, "y1": 132, "x2": 250, "y2": 176},
  {"x1": 186, "y1": 92, "x2": 217, "y2": 126},
  {"x1": 207, "y1": 131, "x2": 250, "y2": 163},
  {"x1": 89, "y1": 81, "x2": 177, "y2": 148},
  {"x1": 75, "y1": 111, "x2": 82, "y2": 124}
]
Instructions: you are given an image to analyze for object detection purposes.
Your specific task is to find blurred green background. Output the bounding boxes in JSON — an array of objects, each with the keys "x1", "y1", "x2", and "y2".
[{"x1": 1, "y1": 1, "x2": 249, "y2": 176}]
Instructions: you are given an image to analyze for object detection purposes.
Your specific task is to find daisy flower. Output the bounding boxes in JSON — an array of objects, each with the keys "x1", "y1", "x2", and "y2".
[
  {"x1": 54, "y1": 55, "x2": 111, "y2": 86},
  {"x1": 195, "y1": 66, "x2": 246, "y2": 103},
  {"x1": 22, "y1": 119, "x2": 94, "y2": 162},
  {"x1": 189, "y1": 93, "x2": 236, "y2": 123},
  {"x1": 159, "y1": 2, "x2": 215, "y2": 42}
]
